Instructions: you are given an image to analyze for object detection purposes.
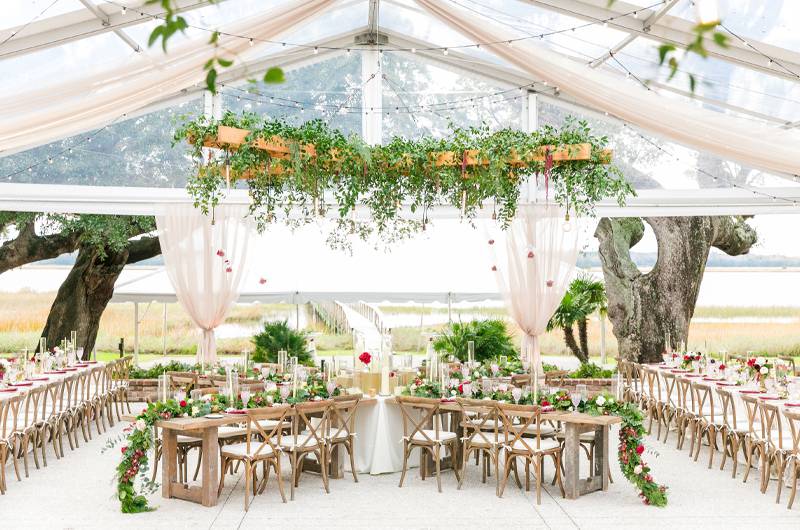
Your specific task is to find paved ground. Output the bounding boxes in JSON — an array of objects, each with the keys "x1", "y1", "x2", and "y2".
[{"x1": 1, "y1": 413, "x2": 798, "y2": 529}]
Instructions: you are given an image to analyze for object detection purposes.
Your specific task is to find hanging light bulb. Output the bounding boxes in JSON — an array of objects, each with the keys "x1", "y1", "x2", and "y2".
[
  {"x1": 443, "y1": 48, "x2": 449, "y2": 55},
  {"x1": 249, "y1": 38, "x2": 254, "y2": 46},
  {"x1": 694, "y1": 0, "x2": 720, "y2": 25},
  {"x1": 313, "y1": 46, "x2": 319, "y2": 55},
  {"x1": 121, "y1": 6, "x2": 127, "y2": 15},
  {"x1": 346, "y1": 48, "x2": 351, "y2": 56},
  {"x1": 411, "y1": 47, "x2": 417, "y2": 54},
  {"x1": 562, "y1": 212, "x2": 572, "y2": 232}
]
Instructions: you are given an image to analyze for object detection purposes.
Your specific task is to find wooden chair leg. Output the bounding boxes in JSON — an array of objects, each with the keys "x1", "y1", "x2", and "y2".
[
  {"x1": 398, "y1": 444, "x2": 411, "y2": 488},
  {"x1": 787, "y1": 460, "x2": 797, "y2": 509},
  {"x1": 707, "y1": 425, "x2": 716, "y2": 469},
  {"x1": 535, "y1": 455, "x2": 543, "y2": 505},
  {"x1": 244, "y1": 461, "x2": 251, "y2": 512},
  {"x1": 290, "y1": 452, "x2": 296, "y2": 501},
  {"x1": 553, "y1": 453, "x2": 565, "y2": 497},
  {"x1": 217, "y1": 457, "x2": 228, "y2": 497},
  {"x1": 434, "y1": 445, "x2": 442, "y2": 493},
  {"x1": 498, "y1": 453, "x2": 513, "y2": 498},
  {"x1": 775, "y1": 458, "x2": 786, "y2": 504},
  {"x1": 275, "y1": 458, "x2": 287, "y2": 503},
  {"x1": 320, "y1": 447, "x2": 330, "y2": 494},
  {"x1": 347, "y1": 441, "x2": 359, "y2": 483}
]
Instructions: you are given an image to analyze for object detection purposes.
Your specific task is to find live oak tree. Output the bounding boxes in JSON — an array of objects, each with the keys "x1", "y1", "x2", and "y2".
[
  {"x1": 595, "y1": 216, "x2": 757, "y2": 363},
  {"x1": 39, "y1": 217, "x2": 160, "y2": 359},
  {"x1": 0, "y1": 212, "x2": 160, "y2": 358}
]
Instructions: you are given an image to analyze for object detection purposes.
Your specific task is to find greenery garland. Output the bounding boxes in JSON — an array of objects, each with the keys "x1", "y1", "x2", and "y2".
[
  {"x1": 174, "y1": 112, "x2": 633, "y2": 246},
  {"x1": 104, "y1": 373, "x2": 341, "y2": 513},
  {"x1": 401, "y1": 381, "x2": 667, "y2": 506}
]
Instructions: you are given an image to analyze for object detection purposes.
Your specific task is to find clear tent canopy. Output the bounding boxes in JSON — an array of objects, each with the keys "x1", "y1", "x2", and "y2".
[{"x1": 1, "y1": 0, "x2": 800, "y2": 217}]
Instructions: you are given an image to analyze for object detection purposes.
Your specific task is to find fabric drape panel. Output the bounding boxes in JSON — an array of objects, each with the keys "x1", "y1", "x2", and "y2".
[
  {"x1": 156, "y1": 204, "x2": 253, "y2": 365},
  {"x1": 0, "y1": 0, "x2": 336, "y2": 154},
  {"x1": 415, "y1": 0, "x2": 800, "y2": 177},
  {"x1": 489, "y1": 204, "x2": 580, "y2": 375}
]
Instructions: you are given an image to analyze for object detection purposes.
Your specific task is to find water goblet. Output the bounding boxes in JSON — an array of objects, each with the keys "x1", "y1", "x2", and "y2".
[
  {"x1": 279, "y1": 384, "x2": 290, "y2": 402},
  {"x1": 577, "y1": 384, "x2": 588, "y2": 402},
  {"x1": 174, "y1": 389, "x2": 186, "y2": 403},
  {"x1": 462, "y1": 382, "x2": 472, "y2": 396},
  {"x1": 240, "y1": 386, "x2": 251, "y2": 408},
  {"x1": 570, "y1": 391, "x2": 582, "y2": 413},
  {"x1": 512, "y1": 387, "x2": 522, "y2": 403},
  {"x1": 326, "y1": 380, "x2": 337, "y2": 396}
]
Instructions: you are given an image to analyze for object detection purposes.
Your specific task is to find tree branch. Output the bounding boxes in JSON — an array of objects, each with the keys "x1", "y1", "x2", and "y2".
[
  {"x1": 127, "y1": 236, "x2": 161, "y2": 264},
  {"x1": 595, "y1": 217, "x2": 645, "y2": 281},
  {"x1": 710, "y1": 216, "x2": 757, "y2": 256}
]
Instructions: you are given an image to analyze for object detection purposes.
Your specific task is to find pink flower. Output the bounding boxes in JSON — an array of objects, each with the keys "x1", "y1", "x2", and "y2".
[
  {"x1": 636, "y1": 445, "x2": 644, "y2": 455},
  {"x1": 121, "y1": 446, "x2": 128, "y2": 454},
  {"x1": 259, "y1": 277, "x2": 267, "y2": 285},
  {"x1": 216, "y1": 249, "x2": 225, "y2": 257},
  {"x1": 225, "y1": 267, "x2": 232, "y2": 273}
]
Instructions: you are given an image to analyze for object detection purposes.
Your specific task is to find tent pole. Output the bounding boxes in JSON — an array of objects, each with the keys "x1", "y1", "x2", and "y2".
[
  {"x1": 447, "y1": 293, "x2": 452, "y2": 324},
  {"x1": 599, "y1": 312, "x2": 607, "y2": 366},
  {"x1": 134, "y1": 302, "x2": 139, "y2": 365},
  {"x1": 162, "y1": 302, "x2": 167, "y2": 356},
  {"x1": 296, "y1": 303, "x2": 300, "y2": 330}
]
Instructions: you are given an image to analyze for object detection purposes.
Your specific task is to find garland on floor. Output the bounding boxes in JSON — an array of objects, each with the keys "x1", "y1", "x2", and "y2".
[
  {"x1": 174, "y1": 111, "x2": 633, "y2": 247},
  {"x1": 402, "y1": 383, "x2": 668, "y2": 506},
  {"x1": 103, "y1": 375, "x2": 340, "y2": 513}
]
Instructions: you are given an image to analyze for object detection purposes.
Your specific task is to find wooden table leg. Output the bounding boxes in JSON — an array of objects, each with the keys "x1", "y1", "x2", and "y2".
[
  {"x1": 161, "y1": 428, "x2": 177, "y2": 499},
  {"x1": 595, "y1": 425, "x2": 610, "y2": 492},
  {"x1": 200, "y1": 426, "x2": 219, "y2": 507},
  {"x1": 563, "y1": 422, "x2": 580, "y2": 500}
]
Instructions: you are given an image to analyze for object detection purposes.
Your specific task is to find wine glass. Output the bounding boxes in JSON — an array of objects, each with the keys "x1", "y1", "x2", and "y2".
[
  {"x1": 174, "y1": 389, "x2": 186, "y2": 403},
  {"x1": 240, "y1": 386, "x2": 251, "y2": 408},
  {"x1": 326, "y1": 380, "x2": 337, "y2": 396},
  {"x1": 462, "y1": 382, "x2": 472, "y2": 396},
  {"x1": 570, "y1": 391, "x2": 582, "y2": 413},
  {"x1": 577, "y1": 384, "x2": 588, "y2": 403},
  {"x1": 512, "y1": 387, "x2": 522, "y2": 403},
  {"x1": 279, "y1": 384, "x2": 290, "y2": 402}
]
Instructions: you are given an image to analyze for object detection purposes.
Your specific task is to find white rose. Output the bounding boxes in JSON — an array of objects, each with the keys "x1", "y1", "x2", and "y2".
[
  {"x1": 191, "y1": 406, "x2": 199, "y2": 416},
  {"x1": 409, "y1": 384, "x2": 417, "y2": 392},
  {"x1": 135, "y1": 419, "x2": 147, "y2": 431},
  {"x1": 450, "y1": 389, "x2": 457, "y2": 396},
  {"x1": 267, "y1": 395, "x2": 274, "y2": 404},
  {"x1": 634, "y1": 465, "x2": 642, "y2": 474},
  {"x1": 202, "y1": 394, "x2": 212, "y2": 402},
  {"x1": 595, "y1": 396, "x2": 606, "y2": 407},
  {"x1": 760, "y1": 366, "x2": 769, "y2": 375},
  {"x1": 756, "y1": 357, "x2": 766, "y2": 366}
]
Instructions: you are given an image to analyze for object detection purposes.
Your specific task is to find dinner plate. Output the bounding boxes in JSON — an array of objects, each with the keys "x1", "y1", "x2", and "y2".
[
  {"x1": 758, "y1": 395, "x2": 783, "y2": 400},
  {"x1": 11, "y1": 382, "x2": 33, "y2": 387},
  {"x1": 0, "y1": 388, "x2": 18, "y2": 393},
  {"x1": 739, "y1": 390, "x2": 764, "y2": 394},
  {"x1": 785, "y1": 403, "x2": 800, "y2": 407},
  {"x1": 27, "y1": 377, "x2": 49, "y2": 382},
  {"x1": 716, "y1": 382, "x2": 737, "y2": 386},
  {"x1": 45, "y1": 370, "x2": 67, "y2": 374},
  {"x1": 205, "y1": 413, "x2": 224, "y2": 419}
]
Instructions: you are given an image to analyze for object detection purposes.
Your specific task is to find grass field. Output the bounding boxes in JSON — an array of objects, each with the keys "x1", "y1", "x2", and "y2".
[{"x1": 1, "y1": 292, "x2": 799, "y2": 359}]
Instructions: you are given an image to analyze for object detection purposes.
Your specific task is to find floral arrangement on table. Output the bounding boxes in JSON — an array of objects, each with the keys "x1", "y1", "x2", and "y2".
[
  {"x1": 680, "y1": 352, "x2": 702, "y2": 370},
  {"x1": 468, "y1": 358, "x2": 527, "y2": 379},
  {"x1": 402, "y1": 383, "x2": 667, "y2": 507},
  {"x1": 106, "y1": 375, "x2": 342, "y2": 513},
  {"x1": 0, "y1": 358, "x2": 10, "y2": 380},
  {"x1": 746, "y1": 356, "x2": 773, "y2": 380}
]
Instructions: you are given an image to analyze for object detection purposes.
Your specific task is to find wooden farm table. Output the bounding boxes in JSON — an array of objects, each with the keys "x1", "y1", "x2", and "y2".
[
  {"x1": 387, "y1": 399, "x2": 621, "y2": 500},
  {"x1": 123, "y1": 398, "x2": 378, "y2": 507}
]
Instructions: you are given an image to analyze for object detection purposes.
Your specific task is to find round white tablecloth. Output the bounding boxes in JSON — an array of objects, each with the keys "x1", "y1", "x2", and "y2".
[{"x1": 353, "y1": 396, "x2": 421, "y2": 475}]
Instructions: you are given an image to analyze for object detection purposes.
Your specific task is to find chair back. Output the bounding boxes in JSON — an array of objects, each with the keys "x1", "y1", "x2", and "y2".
[
  {"x1": 497, "y1": 402, "x2": 543, "y2": 454},
  {"x1": 783, "y1": 408, "x2": 800, "y2": 456},
  {"x1": 676, "y1": 377, "x2": 695, "y2": 414},
  {"x1": 23, "y1": 385, "x2": 46, "y2": 427},
  {"x1": 739, "y1": 394, "x2": 764, "y2": 441},
  {"x1": 715, "y1": 386, "x2": 739, "y2": 432},
  {"x1": 544, "y1": 370, "x2": 568, "y2": 388},
  {"x1": 395, "y1": 395, "x2": 442, "y2": 445},
  {"x1": 292, "y1": 399, "x2": 332, "y2": 450},
  {"x1": 641, "y1": 366, "x2": 662, "y2": 403},
  {"x1": 456, "y1": 397, "x2": 499, "y2": 447},
  {"x1": 660, "y1": 372, "x2": 678, "y2": 409},
  {"x1": 691, "y1": 381, "x2": 717, "y2": 424},
  {"x1": 759, "y1": 400, "x2": 786, "y2": 451},
  {"x1": 0, "y1": 394, "x2": 23, "y2": 437},
  {"x1": 244, "y1": 405, "x2": 291, "y2": 458},
  {"x1": 43, "y1": 379, "x2": 64, "y2": 420},
  {"x1": 89, "y1": 366, "x2": 104, "y2": 399},
  {"x1": 329, "y1": 394, "x2": 361, "y2": 441},
  {"x1": 167, "y1": 371, "x2": 199, "y2": 392}
]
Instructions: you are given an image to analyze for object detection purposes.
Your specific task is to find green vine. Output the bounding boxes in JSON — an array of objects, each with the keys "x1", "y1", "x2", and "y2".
[{"x1": 174, "y1": 111, "x2": 633, "y2": 246}]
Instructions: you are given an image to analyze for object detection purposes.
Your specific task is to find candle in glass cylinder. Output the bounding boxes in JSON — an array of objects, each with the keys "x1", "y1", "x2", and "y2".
[
  {"x1": 467, "y1": 340, "x2": 475, "y2": 369},
  {"x1": 380, "y1": 360, "x2": 390, "y2": 396}
]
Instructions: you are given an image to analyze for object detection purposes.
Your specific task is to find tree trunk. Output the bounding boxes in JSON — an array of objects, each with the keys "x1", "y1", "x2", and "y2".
[
  {"x1": 562, "y1": 325, "x2": 587, "y2": 363},
  {"x1": 577, "y1": 318, "x2": 589, "y2": 363},
  {"x1": 595, "y1": 216, "x2": 756, "y2": 363},
  {"x1": 39, "y1": 237, "x2": 160, "y2": 358}
]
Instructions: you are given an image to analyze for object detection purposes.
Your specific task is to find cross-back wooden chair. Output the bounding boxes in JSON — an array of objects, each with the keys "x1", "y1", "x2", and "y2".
[
  {"x1": 660, "y1": 372, "x2": 681, "y2": 444},
  {"x1": 782, "y1": 408, "x2": 800, "y2": 509},
  {"x1": 456, "y1": 397, "x2": 501, "y2": 494},
  {"x1": 41, "y1": 379, "x2": 64, "y2": 462},
  {"x1": 396, "y1": 395, "x2": 460, "y2": 493},
  {"x1": 280, "y1": 400, "x2": 333, "y2": 500},
  {"x1": 167, "y1": 371, "x2": 200, "y2": 394},
  {"x1": 497, "y1": 402, "x2": 564, "y2": 505},
  {"x1": 716, "y1": 386, "x2": 749, "y2": 478},
  {"x1": 641, "y1": 366, "x2": 665, "y2": 438},
  {"x1": 327, "y1": 394, "x2": 361, "y2": 483},
  {"x1": 740, "y1": 394, "x2": 770, "y2": 493},
  {"x1": 675, "y1": 376, "x2": 697, "y2": 452},
  {"x1": 0, "y1": 394, "x2": 24, "y2": 493},
  {"x1": 760, "y1": 400, "x2": 793, "y2": 503},
  {"x1": 15, "y1": 385, "x2": 46, "y2": 477},
  {"x1": 691, "y1": 382, "x2": 723, "y2": 468},
  {"x1": 218, "y1": 405, "x2": 291, "y2": 511}
]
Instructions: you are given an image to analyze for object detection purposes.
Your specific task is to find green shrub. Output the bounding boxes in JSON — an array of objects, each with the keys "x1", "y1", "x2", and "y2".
[
  {"x1": 569, "y1": 362, "x2": 614, "y2": 379},
  {"x1": 252, "y1": 320, "x2": 312, "y2": 365},
  {"x1": 129, "y1": 360, "x2": 198, "y2": 379},
  {"x1": 433, "y1": 319, "x2": 517, "y2": 363}
]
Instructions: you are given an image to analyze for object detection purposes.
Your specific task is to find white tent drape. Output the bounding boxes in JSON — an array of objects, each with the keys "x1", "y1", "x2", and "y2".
[
  {"x1": 489, "y1": 204, "x2": 581, "y2": 375},
  {"x1": 156, "y1": 204, "x2": 253, "y2": 365},
  {"x1": 415, "y1": 0, "x2": 800, "y2": 177},
  {"x1": 0, "y1": 0, "x2": 336, "y2": 154}
]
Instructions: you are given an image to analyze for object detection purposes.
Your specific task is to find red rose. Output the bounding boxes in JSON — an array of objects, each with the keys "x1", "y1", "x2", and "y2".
[
  {"x1": 747, "y1": 358, "x2": 756, "y2": 367},
  {"x1": 216, "y1": 249, "x2": 225, "y2": 257},
  {"x1": 121, "y1": 446, "x2": 128, "y2": 454},
  {"x1": 225, "y1": 267, "x2": 232, "y2": 273},
  {"x1": 636, "y1": 444, "x2": 644, "y2": 455},
  {"x1": 359, "y1": 352, "x2": 371, "y2": 365},
  {"x1": 540, "y1": 400, "x2": 550, "y2": 407},
  {"x1": 458, "y1": 383, "x2": 464, "y2": 394},
  {"x1": 488, "y1": 239, "x2": 495, "y2": 245},
  {"x1": 718, "y1": 364, "x2": 726, "y2": 371},
  {"x1": 179, "y1": 400, "x2": 187, "y2": 408}
]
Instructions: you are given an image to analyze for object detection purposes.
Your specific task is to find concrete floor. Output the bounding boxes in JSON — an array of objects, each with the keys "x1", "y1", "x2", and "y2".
[{"x1": 1, "y1": 413, "x2": 798, "y2": 529}]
